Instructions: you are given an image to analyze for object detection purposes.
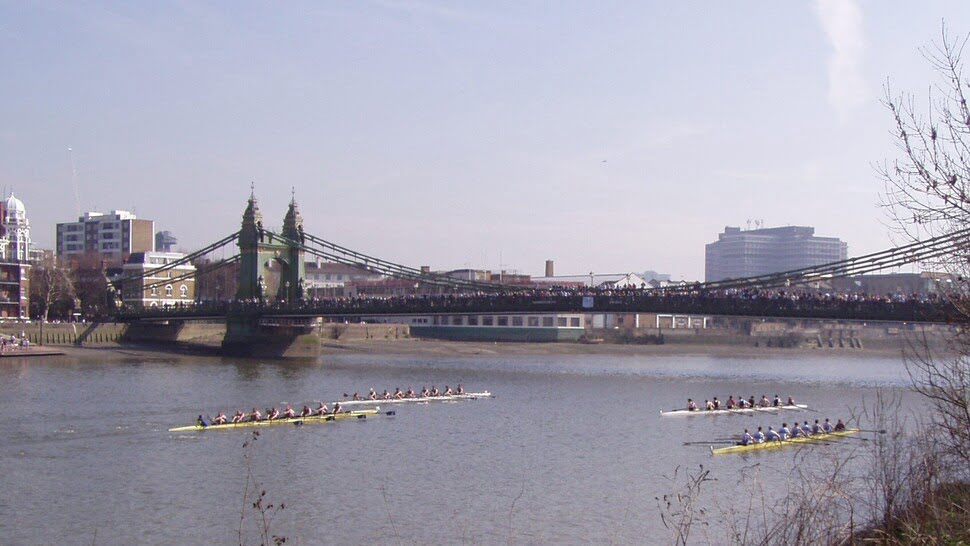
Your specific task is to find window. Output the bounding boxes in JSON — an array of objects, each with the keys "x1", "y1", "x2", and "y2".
[
  {"x1": 150, "y1": 286, "x2": 157, "y2": 296},
  {"x1": 165, "y1": 285, "x2": 173, "y2": 297},
  {"x1": 528, "y1": 317, "x2": 540, "y2": 327},
  {"x1": 497, "y1": 316, "x2": 508, "y2": 326},
  {"x1": 451, "y1": 316, "x2": 463, "y2": 326},
  {"x1": 558, "y1": 317, "x2": 568, "y2": 327},
  {"x1": 570, "y1": 317, "x2": 580, "y2": 327},
  {"x1": 482, "y1": 316, "x2": 493, "y2": 326},
  {"x1": 542, "y1": 317, "x2": 554, "y2": 327},
  {"x1": 179, "y1": 285, "x2": 188, "y2": 298},
  {"x1": 467, "y1": 315, "x2": 478, "y2": 326},
  {"x1": 512, "y1": 316, "x2": 523, "y2": 326}
]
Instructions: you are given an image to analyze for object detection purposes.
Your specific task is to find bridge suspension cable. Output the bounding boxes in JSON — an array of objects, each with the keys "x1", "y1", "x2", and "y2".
[
  {"x1": 140, "y1": 254, "x2": 240, "y2": 292},
  {"x1": 270, "y1": 230, "x2": 523, "y2": 292},
  {"x1": 671, "y1": 227, "x2": 970, "y2": 293},
  {"x1": 117, "y1": 231, "x2": 240, "y2": 287}
]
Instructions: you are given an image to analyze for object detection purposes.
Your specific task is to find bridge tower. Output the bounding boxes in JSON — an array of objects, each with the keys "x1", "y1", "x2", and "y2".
[{"x1": 236, "y1": 190, "x2": 306, "y2": 303}]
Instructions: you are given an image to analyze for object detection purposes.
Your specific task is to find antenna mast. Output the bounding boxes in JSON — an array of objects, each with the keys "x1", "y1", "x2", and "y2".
[{"x1": 68, "y1": 147, "x2": 81, "y2": 217}]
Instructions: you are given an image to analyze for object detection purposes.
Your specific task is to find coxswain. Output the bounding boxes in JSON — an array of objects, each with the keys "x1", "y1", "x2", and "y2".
[
  {"x1": 232, "y1": 411, "x2": 245, "y2": 424},
  {"x1": 213, "y1": 412, "x2": 228, "y2": 425},
  {"x1": 431, "y1": 385, "x2": 440, "y2": 396},
  {"x1": 368, "y1": 389, "x2": 377, "y2": 400},
  {"x1": 197, "y1": 415, "x2": 210, "y2": 427},
  {"x1": 811, "y1": 419, "x2": 822, "y2": 435},
  {"x1": 822, "y1": 418, "x2": 834, "y2": 433},
  {"x1": 283, "y1": 405, "x2": 296, "y2": 419},
  {"x1": 300, "y1": 405, "x2": 312, "y2": 417},
  {"x1": 740, "y1": 429, "x2": 753, "y2": 446},
  {"x1": 712, "y1": 397, "x2": 721, "y2": 409},
  {"x1": 779, "y1": 422, "x2": 791, "y2": 440},
  {"x1": 760, "y1": 395, "x2": 770, "y2": 408},
  {"x1": 394, "y1": 388, "x2": 404, "y2": 399},
  {"x1": 315, "y1": 402, "x2": 328, "y2": 415},
  {"x1": 267, "y1": 407, "x2": 280, "y2": 420},
  {"x1": 726, "y1": 396, "x2": 737, "y2": 409},
  {"x1": 834, "y1": 419, "x2": 846, "y2": 431},
  {"x1": 753, "y1": 426, "x2": 765, "y2": 443},
  {"x1": 456, "y1": 384, "x2": 464, "y2": 394},
  {"x1": 687, "y1": 398, "x2": 698, "y2": 411},
  {"x1": 444, "y1": 385, "x2": 453, "y2": 395},
  {"x1": 249, "y1": 408, "x2": 262, "y2": 422},
  {"x1": 800, "y1": 421, "x2": 812, "y2": 436},
  {"x1": 332, "y1": 402, "x2": 343, "y2": 414},
  {"x1": 705, "y1": 399, "x2": 715, "y2": 411},
  {"x1": 765, "y1": 426, "x2": 781, "y2": 442},
  {"x1": 787, "y1": 396, "x2": 796, "y2": 406}
]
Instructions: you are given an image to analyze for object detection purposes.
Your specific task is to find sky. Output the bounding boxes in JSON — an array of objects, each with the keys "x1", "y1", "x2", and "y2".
[{"x1": 4, "y1": 1, "x2": 970, "y2": 280}]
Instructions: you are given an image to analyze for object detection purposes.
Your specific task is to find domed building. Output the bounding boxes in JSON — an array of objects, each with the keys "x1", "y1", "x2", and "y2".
[{"x1": 0, "y1": 192, "x2": 32, "y2": 262}]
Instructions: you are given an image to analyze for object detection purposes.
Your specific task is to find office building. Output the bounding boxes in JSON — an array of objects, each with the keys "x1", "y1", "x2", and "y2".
[
  {"x1": 705, "y1": 226, "x2": 847, "y2": 282},
  {"x1": 56, "y1": 211, "x2": 154, "y2": 264}
]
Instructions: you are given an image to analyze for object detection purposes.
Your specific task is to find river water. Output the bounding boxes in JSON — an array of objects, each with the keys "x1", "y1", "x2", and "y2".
[{"x1": 0, "y1": 349, "x2": 915, "y2": 545}]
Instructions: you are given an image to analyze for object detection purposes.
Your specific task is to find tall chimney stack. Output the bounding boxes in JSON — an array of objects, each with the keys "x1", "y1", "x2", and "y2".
[{"x1": 545, "y1": 260, "x2": 554, "y2": 277}]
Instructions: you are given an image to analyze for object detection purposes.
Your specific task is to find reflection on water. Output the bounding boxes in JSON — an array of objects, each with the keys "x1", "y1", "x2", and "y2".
[{"x1": 0, "y1": 351, "x2": 913, "y2": 544}]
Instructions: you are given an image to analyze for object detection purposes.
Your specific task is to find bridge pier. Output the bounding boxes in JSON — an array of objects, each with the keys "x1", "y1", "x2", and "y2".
[{"x1": 221, "y1": 314, "x2": 321, "y2": 359}]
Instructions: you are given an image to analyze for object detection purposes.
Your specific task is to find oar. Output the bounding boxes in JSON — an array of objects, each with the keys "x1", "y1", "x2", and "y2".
[{"x1": 683, "y1": 440, "x2": 736, "y2": 446}]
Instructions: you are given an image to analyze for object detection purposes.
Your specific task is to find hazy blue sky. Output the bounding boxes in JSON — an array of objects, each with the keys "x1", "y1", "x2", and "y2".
[{"x1": 4, "y1": 1, "x2": 970, "y2": 279}]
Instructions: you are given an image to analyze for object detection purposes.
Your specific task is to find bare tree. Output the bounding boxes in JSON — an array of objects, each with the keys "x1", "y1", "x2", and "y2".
[{"x1": 29, "y1": 255, "x2": 75, "y2": 343}]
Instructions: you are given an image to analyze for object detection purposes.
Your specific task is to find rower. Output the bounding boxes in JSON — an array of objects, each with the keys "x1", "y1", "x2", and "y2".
[
  {"x1": 283, "y1": 405, "x2": 296, "y2": 419},
  {"x1": 834, "y1": 419, "x2": 846, "y2": 431},
  {"x1": 753, "y1": 426, "x2": 765, "y2": 443},
  {"x1": 736, "y1": 397, "x2": 746, "y2": 409},
  {"x1": 765, "y1": 426, "x2": 781, "y2": 442},
  {"x1": 687, "y1": 398, "x2": 698, "y2": 411},
  {"x1": 406, "y1": 388, "x2": 415, "y2": 398},
  {"x1": 394, "y1": 388, "x2": 404, "y2": 398},
  {"x1": 249, "y1": 408, "x2": 262, "y2": 422},
  {"x1": 431, "y1": 385, "x2": 440, "y2": 396},
  {"x1": 382, "y1": 390, "x2": 391, "y2": 400},
  {"x1": 232, "y1": 411, "x2": 245, "y2": 423},
  {"x1": 213, "y1": 412, "x2": 228, "y2": 425},
  {"x1": 197, "y1": 415, "x2": 209, "y2": 427},
  {"x1": 787, "y1": 396, "x2": 796, "y2": 406},
  {"x1": 760, "y1": 395, "x2": 770, "y2": 408},
  {"x1": 705, "y1": 399, "x2": 715, "y2": 411},
  {"x1": 420, "y1": 387, "x2": 429, "y2": 397},
  {"x1": 352, "y1": 392, "x2": 361, "y2": 401},
  {"x1": 300, "y1": 405, "x2": 312, "y2": 418},
  {"x1": 748, "y1": 395, "x2": 756, "y2": 408},
  {"x1": 811, "y1": 419, "x2": 822, "y2": 434},
  {"x1": 800, "y1": 421, "x2": 812, "y2": 436},
  {"x1": 444, "y1": 386, "x2": 453, "y2": 395},
  {"x1": 740, "y1": 429, "x2": 753, "y2": 446},
  {"x1": 726, "y1": 396, "x2": 737, "y2": 409},
  {"x1": 822, "y1": 418, "x2": 834, "y2": 433},
  {"x1": 332, "y1": 402, "x2": 343, "y2": 414},
  {"x1": 267, "y1": 407, "x2": 280, "y2": 420},
  {"x1": 368, "y1": 389, "x2": 377, "y2": 400},
  {"x1": 779, "y1": 422, "x2": 791, "y2": 440},
  {"x1": 456, "y1": 384, "x2": 464, "y2": 394},
  {"x1": 712, "y1": 397, "x2": 721, "y2": 409},
  {"x1": 789, "y1": 423, "x2": 800, "y2": 438},
  {"x1": 315, "y1": 402, "x2": 328, "y2": 415},
  {"x1": 772, "y1": 395, "x2": 782, "y2": 407}
]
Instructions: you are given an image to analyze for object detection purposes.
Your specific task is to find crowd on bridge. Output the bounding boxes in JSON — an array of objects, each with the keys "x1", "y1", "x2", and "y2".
[{"x1": 116, "y1": 283, "x2": 964, "y2": 324}]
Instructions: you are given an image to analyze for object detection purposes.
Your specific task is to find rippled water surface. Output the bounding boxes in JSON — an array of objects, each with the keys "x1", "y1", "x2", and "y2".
[{"x1": 0, "y1": 350, "x2": 915, "y2": 544}]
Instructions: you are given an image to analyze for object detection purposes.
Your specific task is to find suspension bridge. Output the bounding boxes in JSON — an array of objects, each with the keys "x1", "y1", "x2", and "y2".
[{"x1": 114, "y1": 193, "x2": 967, "y2": 356}]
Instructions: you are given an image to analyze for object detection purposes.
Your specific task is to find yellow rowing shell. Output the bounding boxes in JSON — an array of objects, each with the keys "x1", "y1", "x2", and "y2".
[
  {"x1": 711, "y1": 429, "x2": 860, "y2": 455},
  {"x1": 168, "y1": 408, "x2": 380, "y2": 432}
]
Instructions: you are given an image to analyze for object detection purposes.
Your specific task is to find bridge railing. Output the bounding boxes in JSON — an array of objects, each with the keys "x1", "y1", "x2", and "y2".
[{"x1": 114, "y1": 290, "x2": 965, "y2": 323}]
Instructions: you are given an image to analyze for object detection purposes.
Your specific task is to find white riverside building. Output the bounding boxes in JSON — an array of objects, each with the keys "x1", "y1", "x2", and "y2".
[{"x1": 363, "y1": 313, "x2": 586, "y2": 342}]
